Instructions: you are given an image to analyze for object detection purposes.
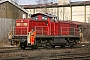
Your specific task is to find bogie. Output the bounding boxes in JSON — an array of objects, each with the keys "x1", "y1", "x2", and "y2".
[{"x1": 36, "y1": 38, "x2": 54, "y2": 48}]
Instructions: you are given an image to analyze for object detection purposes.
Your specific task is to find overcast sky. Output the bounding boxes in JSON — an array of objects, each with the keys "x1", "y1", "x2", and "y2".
[{"x1": 15, "y1": 0, "x2": 90, "y2": 5}]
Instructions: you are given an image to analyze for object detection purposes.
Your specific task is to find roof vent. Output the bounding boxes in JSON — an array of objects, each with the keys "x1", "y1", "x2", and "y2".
[{"x1": 22, "y1": 14, "x2": 26, "y2": 19}]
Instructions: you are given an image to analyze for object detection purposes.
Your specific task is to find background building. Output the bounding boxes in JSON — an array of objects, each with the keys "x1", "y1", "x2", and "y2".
[
  {"x1": 22, "y1": 1, "x2": 90, "y2": 23},
  {"x1": 0, "y1": 0, "x2": 28, "y2": 40},
  {"x1": 58, "y1": 0, "x2": 70, "y2": 5}
]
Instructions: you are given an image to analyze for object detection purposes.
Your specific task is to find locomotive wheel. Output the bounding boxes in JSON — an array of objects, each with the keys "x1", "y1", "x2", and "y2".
[
  {"x1": 69, "y1": 43, "x2": 74, "y2": 47},
  {"x1": 45, "y1": 40, "x2": 53, "y2": 49},
  {"x1": 40, "y1": 40, "x2": 47, "y2": 48},
  {"x1": 20, "y1": 42, "x2": 25, "y2": 50},
  {"x1": 21, "y1": 46, "x2": 25, "y2": 50},
  {"x1": 20, "y1": 41, "x2": 27, "y2": 50},
  {"x1": 61, "y1": 45, "x2": 65, "y2": 48},
  {"x1": 46, "y1": 43, "x2": 52, "y2": 49},
  {"x1": 31, "y1": 40, "x2": 37, "y2": 49},
  {"x1": 74, "y1": 40, "x2": 78, "y2": 45},
  {"x1": 68, "y1": 39, "x2": 74, "y2": 47},
  {"x1": 31, "y1": 45, "x2": 37, "y2": 49},
  {"x1": 16, "y1": 41, "x2": 20, "y2": 47},
  {"x1": 65, "y1": 40, "x2": 69, "y2": 46},
  {"x1": 69, "y1": 41, "x2": 74, "y2": 47},
  {"x1": 52, "y1": 45, "x2": 55, "y2": 48},
  {"x1": 10, "y1": 41, "x2": 13, "y2": 46}
]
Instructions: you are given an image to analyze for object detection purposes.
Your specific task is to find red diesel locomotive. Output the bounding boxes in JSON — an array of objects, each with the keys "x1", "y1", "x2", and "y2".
[{"x1": 8, "y1": 13, "x2": 80, "y2": 49}]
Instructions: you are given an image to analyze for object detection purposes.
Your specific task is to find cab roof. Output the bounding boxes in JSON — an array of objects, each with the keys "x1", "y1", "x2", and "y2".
[{"x1": 31, "y1": 13, "x2": 57, "y2": 18}]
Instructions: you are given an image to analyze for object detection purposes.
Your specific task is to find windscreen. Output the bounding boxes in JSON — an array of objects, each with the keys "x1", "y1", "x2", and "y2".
[{"x1": 16, "y1": 23, "x2": 28, "y2": 27}]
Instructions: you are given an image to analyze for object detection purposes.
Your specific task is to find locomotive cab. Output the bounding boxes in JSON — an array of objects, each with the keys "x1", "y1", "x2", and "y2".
[{"x1": 30, "y1": 13, "x2": 59, "y2": 36}]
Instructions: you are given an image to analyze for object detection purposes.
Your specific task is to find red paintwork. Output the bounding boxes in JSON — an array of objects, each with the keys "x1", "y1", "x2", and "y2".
[
  {"x1": 15, "y1": 13, "x2": 79, "y2": 36},
  {"x1": 29, "y1": 20, "x2": 48, "y2": 35},
  {"x1": 58, "y1": 21, "x2": 70, "y2": 35},
  {"x1": 15, "y1": 19, "x2": 29, "y2": 35}
]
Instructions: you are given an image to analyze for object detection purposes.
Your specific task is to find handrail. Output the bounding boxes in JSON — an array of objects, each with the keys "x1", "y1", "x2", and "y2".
[
  {"x1": 11, "y1": 27, "x2": 28, "y2": 36},
  {"x1": 35, "y1": 26, "x2": 49, "y2": 35},
  {"x1": 61, "y1": 27, "x2": 78, "y2": 36}
]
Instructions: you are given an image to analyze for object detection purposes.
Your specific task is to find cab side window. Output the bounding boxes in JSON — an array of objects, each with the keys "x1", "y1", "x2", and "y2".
[
  {"x1": 24, "y1": 23, "x2": 28, "y2": 26},
  {"x1": 16, "y1": 23, "x2": 20, "y2": 26},
  {"x1": 50, "y1": 17, "x2": 58, "y2": 22},
  {"x1": 32, "y1": 16, "x2": 38, "y2": 20},
  {"x1": 42, "y1": 15, "x2": 47, "y2": 20}
]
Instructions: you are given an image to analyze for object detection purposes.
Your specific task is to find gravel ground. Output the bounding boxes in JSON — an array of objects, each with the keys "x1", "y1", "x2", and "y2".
[{"x1": 0, "y1": 43, "x2": 90, "y2": 60}]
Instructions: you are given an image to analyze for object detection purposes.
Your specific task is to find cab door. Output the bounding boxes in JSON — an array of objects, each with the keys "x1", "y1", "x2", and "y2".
[{"x1": 50, "y1": 22, "x2": 55, "y2": 35}]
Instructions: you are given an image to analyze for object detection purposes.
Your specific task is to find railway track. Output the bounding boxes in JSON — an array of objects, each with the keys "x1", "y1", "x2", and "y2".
[
  {"x1": 0, "y1": 47, "x2": 17, "y2": 49},
  {"x1": 0, "y1": 44, "x2": 90, "y2": 60},
  {"x1": 1, "y1": 52, "x2": 90, "y2": 60},
  {"x1": 50, "y1": 52, "x2": 90, "y2": 60},
  {"x1": 0, "y1": 47, "x2": 20, "y2": 54}
]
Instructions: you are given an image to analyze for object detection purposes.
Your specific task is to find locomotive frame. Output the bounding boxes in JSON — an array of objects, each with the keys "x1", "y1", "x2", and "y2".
[{"x1": 8, "y1": 13, "x2": 80, "y2": 49}]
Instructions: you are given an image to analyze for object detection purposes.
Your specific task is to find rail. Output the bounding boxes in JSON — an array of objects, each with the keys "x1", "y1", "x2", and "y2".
[
  {"x1": 12, "y1": 27, "x2": 28, "y2": 36},
  {"x1": 50, "y1": 52, "x2": 90, "y2": 60},
  {"x1": 35, "y1": 26, "x2": 49, "y2": 35},
  {"x1": 61, "y1": 27, "x2": 78, "y2": 36}
]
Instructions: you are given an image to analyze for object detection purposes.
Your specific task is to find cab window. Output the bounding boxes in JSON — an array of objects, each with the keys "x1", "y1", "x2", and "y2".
[
  {"x1": 50, "y1": 18, "x2": 54, "y2": 22},
  {"x1": 24, "y1": 23, "x2": 28, "y2": 26},
  {"x1": 42, "y1": 15, "x2": 47, "y2": 20},
  {"x1": 16, "y1": 23, "x2": 20, "y2": 26},
  {"x1": 32, "y1": 16, "x2": 38, "y2": 20},
  {"x1": 50, "y1": 17, "x2": 58, "y2": 22}
]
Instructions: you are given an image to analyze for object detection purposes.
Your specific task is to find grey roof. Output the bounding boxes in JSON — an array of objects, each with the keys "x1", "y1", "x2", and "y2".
[
  {"x1": 44, "y1": 14, "x2": 57, "y2": 18},
  {"x1": 0, "y1": 0, "x2": 28, "y2": 13},
  {"x1": 31, "y1": 13, "x2": 57, "y2": 18},
  {"x1": 21, "y1": 1, "x2": 90, "y2": 9}
]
